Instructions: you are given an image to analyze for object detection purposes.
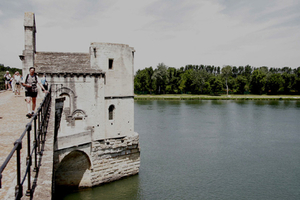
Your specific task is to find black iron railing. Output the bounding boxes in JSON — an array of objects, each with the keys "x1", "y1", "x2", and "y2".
[{"x1": 0, "y1": 86, "x2": 52, "y2": 200}]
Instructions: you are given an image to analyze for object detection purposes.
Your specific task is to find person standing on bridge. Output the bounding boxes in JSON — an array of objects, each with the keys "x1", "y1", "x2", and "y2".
[
  {"x1": 40, "y1": 73, "x2": 48, "y2": 91},
  {"x1": 14, "y1": 71, "x2": 22, "y2": 96},
  {"x1": 22, "y1": 67, "x2": 48, "y2": 118},
  {"x1": 4, "y1": 71, "x2": 11, "y2": 90}
]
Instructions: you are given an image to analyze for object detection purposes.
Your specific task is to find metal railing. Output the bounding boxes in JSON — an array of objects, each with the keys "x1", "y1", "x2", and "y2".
[{"x1": 0, "y1": 86, "x2": 52, "y2": 200}]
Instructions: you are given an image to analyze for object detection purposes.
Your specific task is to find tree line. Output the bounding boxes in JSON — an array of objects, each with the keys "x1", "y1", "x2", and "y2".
[{"x1": 134, "y1": 63, "x2": 300, "y2": 95}]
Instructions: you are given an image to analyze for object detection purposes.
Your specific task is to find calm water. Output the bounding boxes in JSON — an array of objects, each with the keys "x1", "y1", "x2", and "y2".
[{"x1": 60, "y1": 100, "x2": 300, "y2": 200}]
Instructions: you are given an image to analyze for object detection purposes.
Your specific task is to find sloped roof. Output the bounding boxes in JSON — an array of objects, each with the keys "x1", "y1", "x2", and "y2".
[{"x1": 35, "y1": 52, "x2": 102, "y2": 74}]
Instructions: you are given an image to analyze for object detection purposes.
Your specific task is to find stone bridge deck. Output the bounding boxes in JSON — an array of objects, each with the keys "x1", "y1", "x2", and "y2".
[{"x1": 0, "y1": 89, "x2": 53, "y2": 200}]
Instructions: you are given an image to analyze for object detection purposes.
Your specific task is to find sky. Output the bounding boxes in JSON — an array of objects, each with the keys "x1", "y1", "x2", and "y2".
[{"x1": 0, "y1": 0, "x2": 299, "y2": 72}]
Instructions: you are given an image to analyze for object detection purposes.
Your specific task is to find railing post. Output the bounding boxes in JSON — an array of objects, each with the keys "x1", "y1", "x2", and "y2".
[
  {"x1": 41, "y1": 106, "x2": 45, "y2": 142},
  {"x1": 14, "y1": 139, "x2": 22, "y2": 200},
  {"x1": 37, "y1": 111, "x2": 42, "y2": 155},
  {"x1": 26, "y1": 123, "x2": 32, "y2": 197},
  {"x1": 33, "y1": 116, "x2": 38, "y2": 172}
]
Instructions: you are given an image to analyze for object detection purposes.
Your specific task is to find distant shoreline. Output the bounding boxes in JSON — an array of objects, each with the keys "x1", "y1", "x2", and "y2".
[{"x1": 134, "y1": 94, "x2": 300, "y2": 101}]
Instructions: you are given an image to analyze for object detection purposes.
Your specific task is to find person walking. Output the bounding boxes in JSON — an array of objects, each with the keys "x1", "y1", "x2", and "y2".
[
  {"x1": 11, "y1": 72, "x2": 16, "y2": 93},
  {"x1": 21, "y1": 67, "x2": 48, "y2": 118},
  {"x1": 40, "y1": 73, "x2": 48, "y2": 91},
  {"x1": 4, "y1": 71, "x2": 11, "y2": 90},
  {"x1": 14, "y1": 71, "x2": 22, "y2": 96}
]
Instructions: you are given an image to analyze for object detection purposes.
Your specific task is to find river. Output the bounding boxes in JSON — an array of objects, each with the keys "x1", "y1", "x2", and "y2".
[{"x1": 59, "y1": 100, "x2": 300, "y2": 200}]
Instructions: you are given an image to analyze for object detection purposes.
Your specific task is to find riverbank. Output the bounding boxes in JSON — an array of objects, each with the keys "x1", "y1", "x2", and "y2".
[{"x1": 134, "y1": 94, "x2": 300, "y2": 100}]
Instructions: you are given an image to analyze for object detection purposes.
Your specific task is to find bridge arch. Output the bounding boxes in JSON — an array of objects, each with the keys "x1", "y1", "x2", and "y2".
[{"x1": 55, "y1": 150, "x2": 92, "y2": 188}]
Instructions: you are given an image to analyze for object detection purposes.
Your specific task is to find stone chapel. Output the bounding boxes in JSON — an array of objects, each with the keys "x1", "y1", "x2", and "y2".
[{"x1": 20, "y1": 12, "x2": 140, "y2": 188}]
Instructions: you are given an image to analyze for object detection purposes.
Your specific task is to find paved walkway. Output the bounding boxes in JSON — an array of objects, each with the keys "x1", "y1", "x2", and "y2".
[{"x1": 0, "y1": 89, "x2": 43, "y2": 199}]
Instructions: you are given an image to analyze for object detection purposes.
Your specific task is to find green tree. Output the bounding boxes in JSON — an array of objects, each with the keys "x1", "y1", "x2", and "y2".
[
  {"x1": 238, "y1": 66, "x2": 244, "y2": 76},
  {"x1": 244, "y1": 65, "x2": 253, "y2": 82},
  {"x1": 134, "y1": 67, "x2": 154, "y2": 94},
  {"x1": 221, "y1": 65, "x2": 232, "y2": 96},
  {"x1": 293, "y1": 67, "x2": 300, "y2": 77},
  {"x1": 281, "y1": 72, "x2": 295, "y2": 94},
  {"x1": 232, "y1": 66, "x2": 238, "y2": 78},
  {"x1": 250, "y1": 69, "x2": 266, "y2": 94},
  {"x1": 166, "y1": 67, "x2": 180, "y2": 93},
  {"x1": 295, "y1": 77, "x2": 300, "y2": 93},
  {"x1": 209, "y1": 76, "x2": 223, "y2": 95},
  {"x1": 178, "y1": 69, "x2": 193, "y2": 93},
  {"x1": 236, "y1": 75, "x2": 247, "y2": 94},
  {"x1": 191, "y1": 69, "x2": 208, "y2": 94},
  {"x1": 265, "y1": 73, "x2": 283, "y2": 94},
  {"x1": 281, "y1": 66, "x2": 292, "y2": 74},
  {"x1": 152, "y1": 63, "x2": 168, "y2": 94}
]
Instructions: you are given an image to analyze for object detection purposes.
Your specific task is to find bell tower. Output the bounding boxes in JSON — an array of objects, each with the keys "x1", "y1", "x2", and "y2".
[{"x1": 20, "y1": 12, "x2": 36, "y2": 77}]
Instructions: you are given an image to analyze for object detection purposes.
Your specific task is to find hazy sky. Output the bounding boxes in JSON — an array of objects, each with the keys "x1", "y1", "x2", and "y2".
[{"x1": 0, "y1": 0, "x2": 299, "y2": 72}]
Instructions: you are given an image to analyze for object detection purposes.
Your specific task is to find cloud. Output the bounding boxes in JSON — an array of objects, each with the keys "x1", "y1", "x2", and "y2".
[
  {"x1": 0, "y1": 0, "x2": 299, "y2": 71},
  {"x1": 143, "y1": 0, "x2": 201, "y2": 31},
  {"x1": 217, "y1": 0, "x2": 300, "y2": 27},
  {"x1": 0, "y1": 1, "x2": 33, "y2": 24}
]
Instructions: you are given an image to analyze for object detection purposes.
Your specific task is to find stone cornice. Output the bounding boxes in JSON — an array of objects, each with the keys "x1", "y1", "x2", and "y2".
[{"x1": 39, "y1": 72, "x2": 105, "y2": 78}]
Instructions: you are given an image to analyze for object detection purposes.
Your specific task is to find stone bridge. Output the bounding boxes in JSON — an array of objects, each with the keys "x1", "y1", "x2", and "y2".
[{"x1": 0, "y1": 89, "x2": 139, "y2": 199}]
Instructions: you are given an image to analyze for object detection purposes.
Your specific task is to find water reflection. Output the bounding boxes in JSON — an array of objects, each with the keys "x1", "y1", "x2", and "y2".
[
  {"x1": 58, "y1": 175, "x2": 140, "y2": 200},
  {"x1": 254, "y1": 100, "x2": 268, "y2": 106},
  {"x1": 267, "y1": 100, "x2": 280, "y2": 106},
  {"x1": 61, "y1": 100, "x2": 300, "y2": 199}
]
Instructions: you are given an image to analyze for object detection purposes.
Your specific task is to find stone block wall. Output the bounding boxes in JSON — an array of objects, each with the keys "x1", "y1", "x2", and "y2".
[{"x1": 91, "y1": 133, "x2": 140, "y2": 186}]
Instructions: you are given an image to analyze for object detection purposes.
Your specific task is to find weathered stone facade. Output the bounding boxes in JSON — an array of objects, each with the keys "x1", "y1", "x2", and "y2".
[
  {"x1": 90, "y1": 134, "x2": 140, "y2": 185},
  {"x1": 20, "y1": 12, "x2": 140, "y2": 191}
]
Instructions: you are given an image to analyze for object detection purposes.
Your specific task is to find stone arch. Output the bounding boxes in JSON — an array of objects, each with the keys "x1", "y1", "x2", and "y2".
[
  {"x1": 55, "y1": 87, "x2": 76, "y2": 115},
  {"x1": 71, "y1": 109, "x2": 88, "y2": 128},
  {"x1": 55, "y1": 86, "x2": 76, "y2": 96},
  {"x1": 55, "y1": 150, "x2": 92, "y2": 188},
  {"x1": 71, "y1": 109, "x2": 88, "y2": 119},
  {"x1": 59, "y1": 93, "x2": 71, "y2": 116}
]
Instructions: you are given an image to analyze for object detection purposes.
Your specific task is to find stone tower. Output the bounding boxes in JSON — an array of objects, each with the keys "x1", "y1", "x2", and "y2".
[{"x1": 21, "y1": 12, "x2": 36, "y2": 78}]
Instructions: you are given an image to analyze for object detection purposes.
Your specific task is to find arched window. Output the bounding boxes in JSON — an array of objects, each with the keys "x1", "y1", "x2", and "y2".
[{"x1": 108, "y1": 105, "x2": 115, "y2": 120}]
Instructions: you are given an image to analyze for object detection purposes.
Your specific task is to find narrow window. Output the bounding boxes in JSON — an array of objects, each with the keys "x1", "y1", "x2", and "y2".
[
  {"x1": 109, "y1": 59, "x2": 113, "y2": 70},
  {"x1": 108, "y1": 105, "x2": 115, "y2": 120},
  {"x1": 93, "y1": 48, "x2": 97, "y2": 58}
]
